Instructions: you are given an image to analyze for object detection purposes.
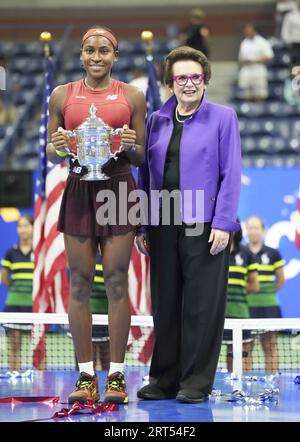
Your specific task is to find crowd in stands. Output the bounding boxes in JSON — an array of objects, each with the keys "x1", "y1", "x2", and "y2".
[
  {"x1": 0, "y1": 3, "x2": 300, "y2": 170},
  {"x1": 231, "y1": 1, "x2": 300, "y2": 166}
]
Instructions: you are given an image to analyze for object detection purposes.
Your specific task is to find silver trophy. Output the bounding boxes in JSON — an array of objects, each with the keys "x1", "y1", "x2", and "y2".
[{"x1": 65, "y1": 103, "x2": 123, "y2": 181}]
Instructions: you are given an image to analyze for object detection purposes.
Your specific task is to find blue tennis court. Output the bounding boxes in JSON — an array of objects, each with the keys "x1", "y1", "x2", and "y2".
[{"x1": 1, "y1": 369, "x2": 300, "y2": 422}]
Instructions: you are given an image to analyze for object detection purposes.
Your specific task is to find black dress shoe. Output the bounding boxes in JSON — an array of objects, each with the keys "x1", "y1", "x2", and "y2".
[
  {"x1": 176, "y1": 390, "x2": 209, "y2": 404},
  {"x1": 137, "y1": 384, "x2": 177, "y2": 400}
]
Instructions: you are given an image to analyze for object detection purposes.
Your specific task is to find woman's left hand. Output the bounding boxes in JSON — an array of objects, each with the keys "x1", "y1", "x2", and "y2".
[
  {"x1": 208, "y1": 228, "x2": 230, "y2": 255},
  {"x1": 120, "y1": 124, "x2": 137, "y2": 152}
]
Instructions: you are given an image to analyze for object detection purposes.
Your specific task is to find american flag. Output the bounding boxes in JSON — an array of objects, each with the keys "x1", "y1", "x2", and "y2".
[
  {"x1": 128, "y1": 244, "x2": 153, "y2": 363},
  {"x1": 32, "y1": 53, "x2": 69, "y2": 368},
  {"x1": 127, "y1": 54, "x2": 162, "y2": 364},
  {"x1": 295, "y1": 185, "x2": 300, "y2": 249}
]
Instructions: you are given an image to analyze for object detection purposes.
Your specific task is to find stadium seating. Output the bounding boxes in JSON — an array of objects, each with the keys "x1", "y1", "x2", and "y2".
[
  {"x1": 0, "y1": 39, "x2": 66, "y2": 169},
  {"x1": 0, "y1": 35, "x2": 298, "y2": 170},
  {"x1": 0, "y1": 35, "x2": 177, "y2": 170},
  {"x1": 230, "y1": 38, "x2": 300, "y2": 165}
]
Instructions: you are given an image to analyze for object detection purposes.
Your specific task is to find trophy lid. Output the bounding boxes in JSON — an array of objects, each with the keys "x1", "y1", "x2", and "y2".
[{"x1": 76, "y1": 103, "x2": 112, "y2": 132}]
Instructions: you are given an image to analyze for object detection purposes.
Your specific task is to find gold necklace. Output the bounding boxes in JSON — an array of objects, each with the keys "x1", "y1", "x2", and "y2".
[{"x1": 175, "y1": 106, "x2": 194, "y2": 123}]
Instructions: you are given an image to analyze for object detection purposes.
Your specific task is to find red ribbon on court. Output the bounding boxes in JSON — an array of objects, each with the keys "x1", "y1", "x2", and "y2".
[
  {"x1": 0, "y1": 396, "x2": 59, "y2": 404},
  {"x1": 51, "y1": 401, "x2": 118, "y2": 419}
]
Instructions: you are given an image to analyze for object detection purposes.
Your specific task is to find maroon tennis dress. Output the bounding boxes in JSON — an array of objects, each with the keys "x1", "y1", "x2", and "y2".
[{"x1": 57, "y1": 78, "x2": 138, "y2": 237}]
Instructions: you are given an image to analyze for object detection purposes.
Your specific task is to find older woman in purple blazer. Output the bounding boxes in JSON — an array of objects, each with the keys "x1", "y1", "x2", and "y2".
[{"x1": 136, "y1": 46, "x2": 241, "y2": 403}]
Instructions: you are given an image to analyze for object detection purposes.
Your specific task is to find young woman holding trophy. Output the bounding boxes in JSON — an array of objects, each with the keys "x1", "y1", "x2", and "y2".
[{"x1": 46, "y1": 26, "x2": 146, "y2": 404}]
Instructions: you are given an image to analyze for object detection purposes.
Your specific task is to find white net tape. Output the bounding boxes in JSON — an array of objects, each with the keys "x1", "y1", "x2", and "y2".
[{"x1": 0, "y1": 314, "x2": 299, "y2": 375}]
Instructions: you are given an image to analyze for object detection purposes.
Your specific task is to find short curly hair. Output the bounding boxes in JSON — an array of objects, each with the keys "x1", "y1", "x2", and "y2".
[{"x1": 164, "y1": 46, "x2": 211, "y2": 87}]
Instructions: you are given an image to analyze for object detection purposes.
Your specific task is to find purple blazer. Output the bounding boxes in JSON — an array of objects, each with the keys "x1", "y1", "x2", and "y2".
[{"x1": 138, "y1": 94, "x2": 241, "y2": 233}]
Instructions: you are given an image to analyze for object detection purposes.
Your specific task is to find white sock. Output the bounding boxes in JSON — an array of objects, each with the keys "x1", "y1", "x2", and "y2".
[
  {"x1": 108, "y1": 362, "x2": 124, "y2": 376},
  {"x1": 78, "y1": 361, "x2": 95, "y2": 377}
]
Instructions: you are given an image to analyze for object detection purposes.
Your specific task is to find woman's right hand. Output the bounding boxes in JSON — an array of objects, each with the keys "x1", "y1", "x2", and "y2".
[
  {"x1": 135, "y1": 233, "x2": 150, "y2": 256},
  {"x1": 50, "y1": 126, "x2": 70, "y2": 153}
]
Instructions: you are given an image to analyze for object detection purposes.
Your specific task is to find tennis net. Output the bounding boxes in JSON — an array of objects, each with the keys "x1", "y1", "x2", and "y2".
[{"x1": 0, "y1": 313, "x2": 299, "y2": 375}]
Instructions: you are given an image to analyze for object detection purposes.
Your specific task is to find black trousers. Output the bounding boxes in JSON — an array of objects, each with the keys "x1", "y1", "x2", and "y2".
[{"x1": 148, "y1": 222, "x2": 231, "y2": 395}]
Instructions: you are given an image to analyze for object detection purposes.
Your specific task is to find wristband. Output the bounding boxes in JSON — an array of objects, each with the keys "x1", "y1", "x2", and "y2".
[{"x1": 55, "y1": 149, "x2": 68, "y2": 157}]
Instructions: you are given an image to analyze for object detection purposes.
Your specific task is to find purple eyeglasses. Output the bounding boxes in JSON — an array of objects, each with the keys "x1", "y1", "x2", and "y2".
[{"x1": 172, "y1": 73, "x2": 206, "y2": 86}]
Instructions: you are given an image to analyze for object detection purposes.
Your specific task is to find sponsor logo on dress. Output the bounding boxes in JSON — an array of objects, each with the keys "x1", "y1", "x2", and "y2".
[
  {"x1": 73, "y1": 166, "x2": 83, "y2": 174},
  {"x1": 106, "y1": 94, "x2": 118, "y2": 100}
]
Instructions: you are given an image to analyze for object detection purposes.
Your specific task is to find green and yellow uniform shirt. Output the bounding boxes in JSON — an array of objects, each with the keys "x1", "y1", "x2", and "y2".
[
  {"x1": 1, "y1": 244, "x2": 33, "y2": 308},
  {"x1": 226, "y1": 245, "x2": 258, "y2": 319},
  {"x1": 90, "y1": 255, "x2": 108, "y2": 314},
  {"x1": 246, "y1": 244, "x2": 285, "y2": 308}
]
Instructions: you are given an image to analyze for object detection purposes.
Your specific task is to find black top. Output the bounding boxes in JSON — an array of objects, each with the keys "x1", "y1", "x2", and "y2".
[
  {"x1": 163, "y1": 111, "x2": 192, "y2": 192},
  {"x1": 162, "y1": 111, "x2": 192, "y2": 224}
]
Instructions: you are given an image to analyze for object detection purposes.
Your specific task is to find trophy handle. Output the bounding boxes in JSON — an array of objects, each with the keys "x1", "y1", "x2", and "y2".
[
  {"x1": 61, "y1": 130, "x2": 76, "y2": 158},
  {"x1": 110, "y1": 127, "x2": 136, "y2": 161},
  {"x1": 111, "y1": 128, "x2": 123, "y2": 161}
]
